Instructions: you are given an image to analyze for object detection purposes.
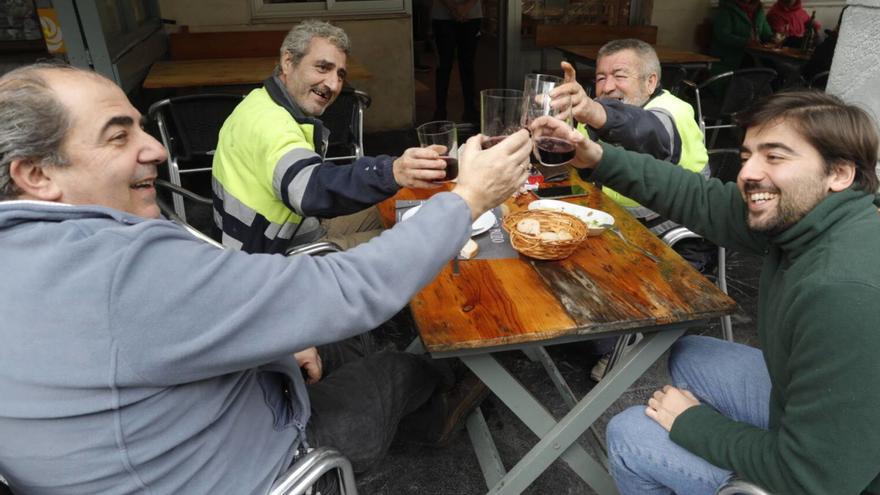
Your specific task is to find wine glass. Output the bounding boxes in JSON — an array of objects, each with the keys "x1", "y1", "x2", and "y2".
[
  {"x1": 480, "y1": 89, "x2": 525, "y2": 149},
  {"x1": 416, "y1": 120, "x2": 458, "y2": 182},
  {"x1": 523, "y1": 73, "x2": 576, "y2": 169}
]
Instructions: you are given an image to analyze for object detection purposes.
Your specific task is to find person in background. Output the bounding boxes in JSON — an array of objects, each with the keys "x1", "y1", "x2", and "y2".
[
  {"x1": 432, "y1": 0, "x2": 482, "y2": 124},
  {"x1": 213, "y1": 20, "x2": 449, "y2": 254},
  {"x1": 533, "y1": 89, "x2": 880, "y2": 494},
  {"x1": 710, "y1": 0, "x2": 774, "y2": 75},
  {"x1": 0, "y1": 61, "x2": 533, "y2": 494},
  {"x1": 767, "y1": 0, "x2": 821, "y2": 47}
]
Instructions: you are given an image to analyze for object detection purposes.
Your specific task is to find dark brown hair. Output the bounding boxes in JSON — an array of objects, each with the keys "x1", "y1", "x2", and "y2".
[{"x1": 737, "y1": 90, "x2": 880, "y2": 193}]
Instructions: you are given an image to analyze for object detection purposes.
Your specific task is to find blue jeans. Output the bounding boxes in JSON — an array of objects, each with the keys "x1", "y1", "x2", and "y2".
[{"x1": 606, "y1": 335, "x2": 771, "y2": 495}]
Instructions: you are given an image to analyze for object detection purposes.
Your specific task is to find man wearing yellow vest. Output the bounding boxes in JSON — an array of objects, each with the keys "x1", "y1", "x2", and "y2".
[
  {"x1": 552, "y1": 39, "x2": 709, "y2": 224},
  {"x1": 212, "y1": 20, "x2": 449, "y2": 254},
  {"x1": 551, "y1": 39, "x2": 711, "y2": 379}
]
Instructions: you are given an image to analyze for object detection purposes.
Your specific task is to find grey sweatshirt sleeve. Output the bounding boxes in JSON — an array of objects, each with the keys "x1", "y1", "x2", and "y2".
[{"x1": 108, "y1": 192, "x2": 471, "y2": 385}]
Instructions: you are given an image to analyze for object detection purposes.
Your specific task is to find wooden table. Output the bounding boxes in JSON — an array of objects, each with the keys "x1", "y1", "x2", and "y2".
[
  {"x1": 557, "y1": 44, "x2": 719, "y2": 71},
  {"x1": 379, "y1": 182, "x2": 736, "y2": 494},
  {"x1": 142, "y1": 56, "x2": 372, "y2": 89},
  {"x1": 746, "y1": 44, "x2": 811, "y2": 63}
]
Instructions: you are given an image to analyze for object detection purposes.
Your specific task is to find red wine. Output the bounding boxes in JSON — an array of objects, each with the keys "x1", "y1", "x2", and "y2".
[
  {"x1": 481, "y1": 135, "x2": 507, "y2": 149},
  {"x1": 438, "y1": 156, "x2": 458, "y2": 181},
  {"x1": 536, "y1": 137, "x2": 575, "y2": 166}
]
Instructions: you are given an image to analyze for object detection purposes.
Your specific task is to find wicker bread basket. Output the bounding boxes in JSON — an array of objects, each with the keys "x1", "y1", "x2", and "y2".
[{"x1": 502, "y1": 210, "x2": 588, "y2": 260}]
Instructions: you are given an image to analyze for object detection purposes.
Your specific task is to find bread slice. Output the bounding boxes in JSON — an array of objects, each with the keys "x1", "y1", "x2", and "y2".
[{"x1": 459, "y1": 238, "x2": 480, "y2": 259}]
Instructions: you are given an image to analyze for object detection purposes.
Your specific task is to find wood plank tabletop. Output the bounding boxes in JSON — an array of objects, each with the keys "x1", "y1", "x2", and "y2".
[
  {"x1": 143, "y1": 56, "x2": 372, "y2": 89},
  {"x1": 557, "y1": 45, "x2": 720, "y2": 66},
  {"x1": 379, "y1": 179, "x2": 736, "y2": 355}
]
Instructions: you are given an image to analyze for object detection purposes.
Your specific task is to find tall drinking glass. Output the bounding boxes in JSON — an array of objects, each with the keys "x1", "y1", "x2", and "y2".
[
  {"x1": 480, "y1": 89, "x2": 525, "y2": 149},
  {"x1": 523, "y1": 73, "x2": 576, "y2": 169},
  {"x1": 416, "y1": 120, "x2": 458, "y2": 182}
]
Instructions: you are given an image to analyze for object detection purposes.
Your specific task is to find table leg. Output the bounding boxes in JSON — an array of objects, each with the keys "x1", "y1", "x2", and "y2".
[{"x1": 462, "y1": 327, "x2": 686, "y2": 494}]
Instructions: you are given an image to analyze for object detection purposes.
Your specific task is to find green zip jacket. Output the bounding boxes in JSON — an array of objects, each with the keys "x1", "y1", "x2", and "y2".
[{"x1": 594, "y1": 143, "x2": 880, "y2": 494}]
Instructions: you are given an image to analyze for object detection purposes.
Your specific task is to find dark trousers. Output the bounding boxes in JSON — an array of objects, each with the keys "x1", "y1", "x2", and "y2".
[
  {"x1": 433, "y1": 19, "x2": 481, "y2": 120},
  {"x1": 305, "y1": 335, "x2": 445, "y2": 473}
]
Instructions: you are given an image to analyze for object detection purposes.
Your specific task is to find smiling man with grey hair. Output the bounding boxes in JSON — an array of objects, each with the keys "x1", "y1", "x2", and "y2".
[{"x1": 0, "y1": 62, "x2": 533, "y2": 494}]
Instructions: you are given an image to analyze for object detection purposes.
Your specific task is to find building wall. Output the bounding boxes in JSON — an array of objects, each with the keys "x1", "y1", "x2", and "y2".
[
  {"x1": 158, "y1": 2, "x2": 414, "y2": 131},
  {"x1": 652, "y1": 0, "x2": 846, "y2": 51}
]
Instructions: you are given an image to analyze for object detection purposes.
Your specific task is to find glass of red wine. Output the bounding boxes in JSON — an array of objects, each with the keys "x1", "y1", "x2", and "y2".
[
  {"x1": 416, "y1": 120, "x2": 458, "y2": 182},
  {"x1": 480, "y1": 89, "x2": 525, "y2": 150},
  {"x1": 523, "y1": 74, "x2": 576, "y2": 169}
]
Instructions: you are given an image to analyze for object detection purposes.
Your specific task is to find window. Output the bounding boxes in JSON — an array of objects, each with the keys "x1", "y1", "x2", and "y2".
[{"x1": 250, "y1": 0, "x2": 409, "y2": 20}]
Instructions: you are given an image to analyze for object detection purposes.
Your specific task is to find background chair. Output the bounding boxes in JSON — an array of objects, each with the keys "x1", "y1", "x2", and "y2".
[
  {"x1": 807, "y1": 70, "x2": 830, "y2": 90},
  {"x1": 148, "y1": 94, "x2": 244, "y2": 222},
  {"x1": 322, "y1": 86, "x2": 372, "y2": 164},
  {"x1": 660, "y1": 64, "x2": 689, "y2": 96},
  {"x1": 683, "y1": 68, "x2": 777, "y2": 149}
]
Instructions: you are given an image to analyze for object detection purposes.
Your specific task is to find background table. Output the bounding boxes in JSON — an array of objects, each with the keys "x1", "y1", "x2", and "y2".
[
  {"x1": 379, "y1": 181, "x2": 735, "y2": 494},
  {"x1": 143, "y1": 56, "x2": 372, "y2": 89},
  {"x1": 557, "y1": 45, "x2": 719, "y2": 72}
]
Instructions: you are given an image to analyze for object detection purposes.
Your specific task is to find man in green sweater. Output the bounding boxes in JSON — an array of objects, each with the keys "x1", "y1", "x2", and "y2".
[{"x1": 533, "y1": 90, "x2": 880, "y2": 494}]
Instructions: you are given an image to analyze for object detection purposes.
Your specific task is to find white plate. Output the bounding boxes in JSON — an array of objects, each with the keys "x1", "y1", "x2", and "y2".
[
  {"x1": 402, "y1": 205, "x2": 496, "y2": 237},
  {"x1": 528, "y1": 199, "x2": 614, "y2": 236},
  {"x1": 470, "y1": 210, "x2": 496, "y2": 236}
]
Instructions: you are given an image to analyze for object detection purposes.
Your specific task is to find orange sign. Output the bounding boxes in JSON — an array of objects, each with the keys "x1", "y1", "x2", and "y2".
[{"x1": 38, "y1": 8, "x2": 66, "y2": 54}]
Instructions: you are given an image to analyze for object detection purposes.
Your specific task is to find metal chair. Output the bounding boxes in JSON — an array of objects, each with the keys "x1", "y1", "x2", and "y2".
[
  {"x1": 147, "y1": 94, "x2": 244, "y2": 222},
  {"x1": 715, "y1": 477, "x2": 774, "y2": 495},
  {"x1": 683, "y1": 68, "x2": 777, "y2": 148},
  {"x1": 270, "y1": 447, "x2": 358, "y2": 495},
  {"x1": 0, "y1": 447, "x2": 356, "y2": 495},
  {"x1": 322, "y1": 86, "x2": 372, "y2": 164},
  {"x1": 660, "y1": 64, "x2": 689, "y2": 96}
]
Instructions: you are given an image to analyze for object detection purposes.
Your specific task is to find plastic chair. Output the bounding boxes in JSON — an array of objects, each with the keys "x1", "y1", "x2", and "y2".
[
  {"x1": 147, "y1": 94, "x2": 244, "y2": 222},
  {"x1": 683, "y1": 68, "x2": 777, "y2": 148},
  {"x1": 715, "y1": 477, "x2": 774, "y2": 495},
  {"x1": 0, "y1": 447, "x2": 356, "y2": 495},
  {"x1": 322, "y1": 86, "x2": 372, "y2": 164}
]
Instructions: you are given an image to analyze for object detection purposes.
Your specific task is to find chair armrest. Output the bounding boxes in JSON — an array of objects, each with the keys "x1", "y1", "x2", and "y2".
[
  {"x1": 269, "y1": 447, "x2": 357, "y2": 495},
  {"x1": 715, "y1": 478, "x2": 775, "y2": 495},
  {"x1": 284, "y1": 241, "x2": 342, "y2": 257},
  {"x1": 155, "y1": 179, "x2": 213, "y2": 206}
]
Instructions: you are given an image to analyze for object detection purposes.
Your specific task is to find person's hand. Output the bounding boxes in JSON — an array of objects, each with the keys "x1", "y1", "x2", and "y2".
[
  {"x1": 644, "y1": 385, "x2": 700, "y2": 432},
  {"x1": 550, "y1": 62, "x2": 606, "y2": 128},
  {"x1": 294, "y1": 347, "x2": 323, "y2": 384},
  {"x1": 453, "y1": 5, "x2": 469, "y2": 22},
  {"x1": 451, "y1": 129, "x2": 532, "y2": 220},
  {"x1": 393, "y1": 145, "x2": 448, "y2": 189},
  {"x1": 529, "y1": 116, "x2": 603, "y2": 170}
]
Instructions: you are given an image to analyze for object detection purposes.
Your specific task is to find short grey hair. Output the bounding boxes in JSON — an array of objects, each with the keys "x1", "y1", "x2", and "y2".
[
  {"x1": 279, "y1": 19, "x2": 351, "y2": 69},
  {"x1": 597, "y1": 39, "x2": 662, "y2": 82},
  {"x1": 0, "y1": 62, "x2": 85, "y2": 200}
]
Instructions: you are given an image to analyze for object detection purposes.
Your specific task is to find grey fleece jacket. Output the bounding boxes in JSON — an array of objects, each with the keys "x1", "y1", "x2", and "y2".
[{"x1": 0, "y1": 193, "x2": 470, "y2": 494}]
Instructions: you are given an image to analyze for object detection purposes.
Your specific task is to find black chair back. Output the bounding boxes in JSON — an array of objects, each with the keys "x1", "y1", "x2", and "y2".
[
  {"x1": 660, "y1": 64, "x2": 689, "y2": 96},
  {"x1": 321, "y1": 86, "x2": 371, "y2": 163},
  {"x1": 163, "y1": 94, "x2": 244, "y2": 163}
]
